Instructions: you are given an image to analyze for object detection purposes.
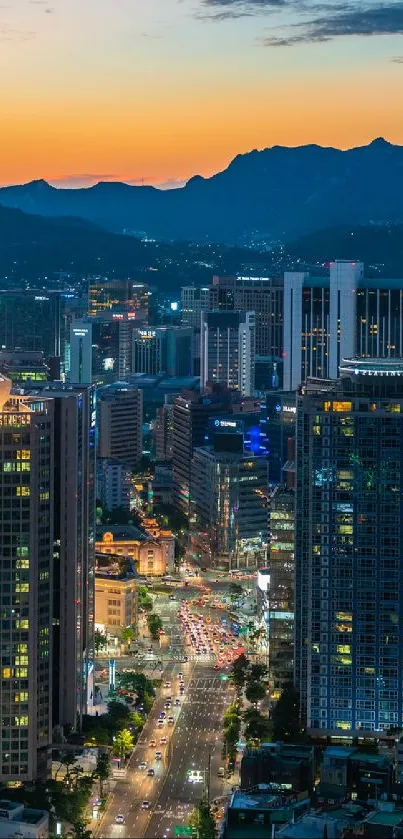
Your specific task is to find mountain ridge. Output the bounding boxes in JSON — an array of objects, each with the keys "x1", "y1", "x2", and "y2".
[{"x1": 1, "y1": 138, "x2": 403, "y2": 243}]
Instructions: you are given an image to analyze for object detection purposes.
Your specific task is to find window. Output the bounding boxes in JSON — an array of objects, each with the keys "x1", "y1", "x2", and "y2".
[
  {"x1": 16, "y1": 486, "x2": 30, "y2": 497},
  {"x1": 14, "y1": 716, "x2": 29, "y2": 727},
  {"x1": 2, "y1": 668, "x2": 12, "y2": 679}
]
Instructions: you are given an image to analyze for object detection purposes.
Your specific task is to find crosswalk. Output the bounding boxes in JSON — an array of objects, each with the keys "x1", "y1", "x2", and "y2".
[{"x1": 187, "y1": 677, "x2": 228, "y2": 691}]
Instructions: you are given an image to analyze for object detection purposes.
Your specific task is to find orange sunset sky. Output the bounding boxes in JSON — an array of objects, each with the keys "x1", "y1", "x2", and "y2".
[{"x1": 1, "y1": 0, "x2": 403, "y2": 188}]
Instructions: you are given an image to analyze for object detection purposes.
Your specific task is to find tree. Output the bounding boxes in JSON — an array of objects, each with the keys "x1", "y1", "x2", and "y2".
[
  {"x1": 113, "y1": 728, "x2": 134, "y2": 759},
  {"x1": 120, "y1": 625, "x2": 135, "y2": 646},
  {"x1": 223, "y1": 702, "x2": 242, "y2": 765},
  {"x1": 245, "y1": 680, "x2": 266, "y2": 704},
  {"x1": 94, "y1": 629, "x2": 108, "y2": 655},
  {"x1": 229, "y1": 582, "x2": 243, "y2": 598},
  {"x1": 106, "y1": 699, "x2": 133, "y2": 732},
  {"x1": 249, "y1": 663, "x2": 268, "y2": 682},
  {"x1": 244, "y1": 708, "x2": 271, "y2": 745},
  {"x1": 95, "y1": 750, "x2": 110, "y2": 797},
  {"x1": 189, "y1": 796, "x2": 217, "y2": 839},
  {"x1": 231, "y1": 653, "x2": 249, "y2": 693},
  {"x1": 117, "y1": 670, "x2": 156, "y2": 700},
  {"x1": 271, "y1": 683, "x2": 301, "y2": 742},
  {"x1": 68, "y1": 820, "x2": 93, "y2": 839},
  {"x1": 138, "y1": 585, "x2": 153, "y2": 612},
  {"x1": 147, "y1": 612, "x2": 163, "y2": 640}
]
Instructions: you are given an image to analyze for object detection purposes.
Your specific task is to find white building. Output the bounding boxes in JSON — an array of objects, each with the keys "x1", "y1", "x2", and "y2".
[
  {"x1": 0, "y1": 801, "x2": 48, "y2": 839},
  {"x1": 200, "y1": 310, "x2": 255, "y2": 396}
]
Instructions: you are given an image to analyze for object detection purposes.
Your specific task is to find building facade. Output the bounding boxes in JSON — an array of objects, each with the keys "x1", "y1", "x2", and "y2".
[
  {"x1": 96, "y1": 458, "x2": 132, "y2": 512},
  {"x1": 268, "y1": 486, "x2": 295, "y2": 695},
  {"x1": 0, "y1": 378, "x2": 54, "y2": 782},
  {"x1": 67, "y1": 318, "x2": 92, "y2": 385},
  {"x1": 88, "y1": 278, "x2": 149, "y2": 319},
  {"x1": 295, "y1": 358, "x2": 403, "y2": 735},
  {"x1": 190, "y1": 447, "x2": 268, "y2": 570},
  {"x1": 200, "y1": 310, "x2": 255, "y2": 396},
  {"x1": 95, "y1": 573, "x2": 138, "y2": 637},
  {"x1": 98, "y1": 383, "x2": 143, "y2": 472}
]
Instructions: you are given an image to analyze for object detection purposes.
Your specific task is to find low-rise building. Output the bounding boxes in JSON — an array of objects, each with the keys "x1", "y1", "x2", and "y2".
[
  {"x1": 95, "y1": 525, "x2": 174, "y2": 576},
  {"x1": 222, "y1": 787, "x2": 310, "y2": 839},
  {"x1": 0, "y1": 800, "x2": 49, "y2": 839},
  {"x1": 95, "y1": 571, "x2": 138, "y2": 636},
  {"x1": 241, "y1": 744, "x2": 315, "y2": 794},
  {"x1": 318, "y1": 747, "x2": 394, "y2": 803}
]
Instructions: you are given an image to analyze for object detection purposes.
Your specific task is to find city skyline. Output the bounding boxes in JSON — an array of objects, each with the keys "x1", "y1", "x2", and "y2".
[{"x1": 2, "y1": 0, "x2": 403, "y2": 188}]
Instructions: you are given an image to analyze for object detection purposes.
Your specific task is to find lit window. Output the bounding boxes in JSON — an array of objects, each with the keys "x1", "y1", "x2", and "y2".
[
  {"x1": 14, "y1": 716, "x2": 29, "y2": 727},
  {"x1": 15, "y1": 692, "x2": 28, "y2": 703},
  {"x1": 17, "y1": 547, "x2": 28, "y2": 556},
  {"x1": 15, "y1": 583, "x2": 29, "y2": 593},
  {"x1": 16, "y1": 620, "x2": 29, "y2": 629},
  {"x1": 16, "y1": 450, "x2": 30, "y2": 460},
  {"x1": 15, "y1": 668, "x2": 28, "y2": 678},
  {"x1": 337, "y1": 645, "x2": 351, "y2": 654},
  {"x1": 16, "y1": 560, "x2": 29, "y2": 569},
  {"x1": 335, "y1": 721, "x2": 351, "y2": 730},
  {"x1": 40, "y1": 491, "x2": 49, "y2": 501},
  {"x1": 16, "y1": 486, "x2": 30, "y2": 497},
  {"x1": 2, "y1": 667, "x2": 12, "y2": 679},
  {"x1": 17, "y1": 644, "x2": 28, "y2": 653},
  {"x1": 15, "y1": 656, "x2": 29, "y2": 665}
]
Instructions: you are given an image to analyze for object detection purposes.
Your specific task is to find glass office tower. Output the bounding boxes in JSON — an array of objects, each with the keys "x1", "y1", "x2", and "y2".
[{"x1": 295, "y1": 359, "x2": 403, "y2": 735}]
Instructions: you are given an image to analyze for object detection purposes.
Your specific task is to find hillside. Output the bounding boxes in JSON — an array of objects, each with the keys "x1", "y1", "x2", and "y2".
[
  {"x1": 283, "y1": 223, "x2": 403, "y2": 277},
  {"x1": 0, "y1": 204, "x2": 271, "y2": 287},
  {"x1": 0, "y1": 138, "x2": 403, "y2": 244}
]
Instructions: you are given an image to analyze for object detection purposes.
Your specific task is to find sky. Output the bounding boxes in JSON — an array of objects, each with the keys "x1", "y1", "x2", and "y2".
[{"x1": 1, "y1": 0, "x2": 403, "y2": 188}]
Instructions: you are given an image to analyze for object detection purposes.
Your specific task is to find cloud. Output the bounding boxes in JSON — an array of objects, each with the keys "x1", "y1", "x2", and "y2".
[
  {"x1": 156, "y1": 178, "x2": 186, "y2": 190},
  {"x1": 0, "y1": 26, "x2": 36, "y2": 40},
  {"x1": 391, "y1": 53, "x2": 403, "y2": 60},
  {"x1": 196, "y1": 0, "x2": 286, "y2": 21},
  {"x1": 50, "y1": 173, "x2": 121, "y2": 188},
  {"x1": 261, "y1": 1, "x2": 403, "y2": 46}
]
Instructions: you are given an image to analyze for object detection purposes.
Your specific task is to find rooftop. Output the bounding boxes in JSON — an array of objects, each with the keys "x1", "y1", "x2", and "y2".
[{"x1": 96, "y1": 525, "x2": 148, "y2": 542}]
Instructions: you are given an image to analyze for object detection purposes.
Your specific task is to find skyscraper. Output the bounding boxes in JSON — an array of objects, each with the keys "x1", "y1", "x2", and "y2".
[
  {"x1": 88, "y1": 278, "x2": 149, "y2": 319},
  {"x1": 190, "y1": 435, "x2": 268, "y2": 571},
  {"x1": 98, "y1": 382, "x2": 143, "y2": 471},
  {"x1": 200, "y1": 311, "x2": 255, "y2": 396},
  {"x1": 21, "y1": 382, "x2": 96, "y2": 733},
  {"x1": 295, "y1": 358, "x2": 403, "y2": 735},
  {"x1": 283, "y1": 261, "x2": 364, "y2": 390},
  {"x1": 67, "y1": 319, "x2": 93, "y2": 385},
  {"x1": 268, "y1": 485, "x2": 295, "y2": 695},
  {"x1": 0, "y1": 378, "x2": 54, "y2": 781},
  {"x1": 132, "y1": 327, "x2": 194, "y2": 376}
]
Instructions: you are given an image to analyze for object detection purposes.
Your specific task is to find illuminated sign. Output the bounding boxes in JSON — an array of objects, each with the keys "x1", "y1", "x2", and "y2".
[
  {"x1": 73, "y1": 329, "x2": 89, "y2": 337},
  {"x1": 215, "y1": 419, "x2": 237, "y2": 428},
  {"x1": 138, "y1": 330, "x2": 156, "y2": 338},
  {"x1": 112, "y1": 313, "x2": 124, "y2": 320},
  {"x1": 282, "y1": 405, "x2": 296, "y2": 414}
]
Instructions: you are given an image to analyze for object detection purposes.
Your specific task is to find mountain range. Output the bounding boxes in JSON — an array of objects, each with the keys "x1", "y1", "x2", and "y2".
[{"x1": 1, "y1": 138, "x2": 403, "y2": 245}]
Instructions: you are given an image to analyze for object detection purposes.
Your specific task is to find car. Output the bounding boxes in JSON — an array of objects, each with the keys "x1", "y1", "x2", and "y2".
[
  {"x1": 164, "y1": 701, "x2": 171, "y2": 708},
  {"x1": 115, "y1": 814, "x2": 125, "y2": 824},
  {"x1": 174, "y1": 698, "x2": 180, "y2": 706},
  {"x1": 157, "y1": 720, "x2": 164, "y2": 728},
  {"x1": 160, "y1": 736, "x2": 167, "y2": 744},
  {"x1": 155, "y1": 751, "x2": 162, "y2": 760},
  {"x1": 167, "y1": 716, "x2": 174, "y2": 725},
  {"x1": 141, "y1": 800, "x2": 150, "y2": 810},
  {"x1": 147, "y1": 768, "x2": 155, "y2": 776},
  {"x1": 164, "y1": 681, "x2": 171, "y2": 688},
  {"x1": 159, "y1": 711, "x2": 166, "y2": 719},
  {"x1": 178, "y1": 672, "x2": 183, "y2": 679},
  {"x1": 139, "y1": 761, "x2": 147, "y2": 770}
]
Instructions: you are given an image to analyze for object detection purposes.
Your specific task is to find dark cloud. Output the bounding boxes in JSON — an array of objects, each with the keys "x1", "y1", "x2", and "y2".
[
  {"x1": 197, "y1": 0, "x2": 286, "y2": 21},
  {"x1": 261, "y1": 2, "x2": 403, "y2": 46}
]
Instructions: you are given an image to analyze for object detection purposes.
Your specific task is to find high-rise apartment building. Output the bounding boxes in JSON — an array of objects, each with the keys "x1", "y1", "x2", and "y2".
[
  {"x1": 98, "y1": 383, "x2": 143, "y2": 471},
  {"x1": 88, "y1": 278, "x2": 149, "y2": 319},
  {"x1": 295, "y1": 358, "x2": 403, "y2": 735},
  {"x1": 200, "y1": 311, "x2": 255, "y2": 396},
  {"x1": 0, "y1": 378, "x2": 54, "y2": 782}
]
